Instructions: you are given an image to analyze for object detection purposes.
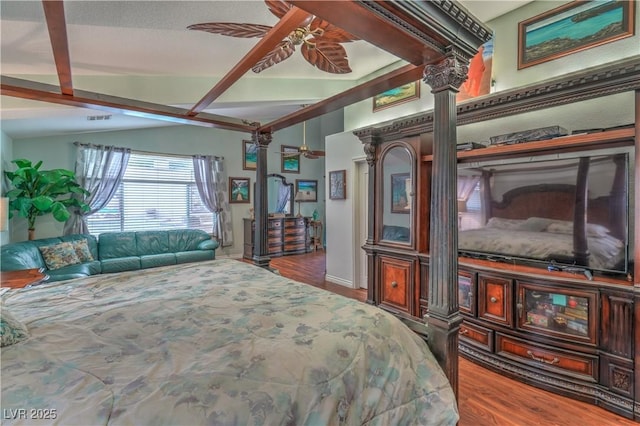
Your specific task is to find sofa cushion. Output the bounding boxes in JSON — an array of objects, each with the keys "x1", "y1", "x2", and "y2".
[
  {"x1": 101, "y1": 257, "x2": 141, "y2": 274},
  {"x1": 38, "y1": 242, "x2": 81, "y2": 270},
  {"x1": 175, "y1": 250, "x2": 214, "y2": 264},
  {"x1": 47, "y1": 261, "x2": 102, "y2": 282},
  {"x1": 136, "y1": 231, "x2": 170, "y2": 256},
  {"x1": 0, "y1": 242, "x2": 45, "y2": 271},
  {"x1": 140, "y1": 253, "x2": 176, "y2": 269},
  {"x1": 61, "y1": 234, "x2": 99, "y2": 261},
  {"x1": 167, "y1": 229, "x2": 211, "y2": 252},
  {"x1": 99, "y1": 232, "x2": 137, "y2": 260}
]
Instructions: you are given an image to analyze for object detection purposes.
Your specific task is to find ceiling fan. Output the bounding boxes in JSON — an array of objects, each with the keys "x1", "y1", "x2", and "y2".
[
  {"x1": 187, "y1": 0, "x2": 358, "y2": 74},
  {"x1": 281, "y1": 121, "x2": 326, "y2": 159}
]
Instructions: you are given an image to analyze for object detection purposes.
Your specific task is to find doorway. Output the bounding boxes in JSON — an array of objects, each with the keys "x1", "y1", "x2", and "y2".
[{"x1": 353, "y1": 160, "x2": 368, "y2": 289}]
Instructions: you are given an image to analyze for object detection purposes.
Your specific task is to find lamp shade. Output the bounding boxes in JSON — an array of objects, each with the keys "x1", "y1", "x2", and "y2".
[
  {"x1": 457, "y1": 199, "x2": 467, "y2": 213},
  {"x1": 0, "y1": 197, "x2": 9, "y2": 232},
  {"x1": 294, "y1": 191, "x2": 304, "y2": 201}
]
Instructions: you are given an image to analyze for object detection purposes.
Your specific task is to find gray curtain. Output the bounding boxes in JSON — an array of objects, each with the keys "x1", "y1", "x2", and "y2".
[
  {"x1": 276, "y1": 180, "x2": 290, "y2": 213},
  {"x1": 193, "y1": 155, "x2": 233, "y2": 246},
  {"x1": 64, "y1": 143, "x2": 130, "y2": 235}
]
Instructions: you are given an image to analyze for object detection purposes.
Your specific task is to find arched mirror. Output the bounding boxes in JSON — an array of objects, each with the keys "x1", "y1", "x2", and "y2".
[
  {"x1": 381, "y1": 144, "x2": 413, "y2": 244},
  {"x1": 267, "y1": 173, "x2": 293, "y2": 216}
]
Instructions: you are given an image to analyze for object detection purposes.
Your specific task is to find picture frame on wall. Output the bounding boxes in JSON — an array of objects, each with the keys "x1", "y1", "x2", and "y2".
[
  {"x1": 390, "y1": 173, "x2": 410, "y2": 214},
  {"x1": 517, "y1": 0, "x2": 635, "y2": 69},
  {"x1": 281, "y1": 145, "x2": 300, "y2": 174},
  {"x1": 242, "y1": 140, "x2": 257, "y2": 170},
  {"x1": 373, "y1": 81, "x2": 420, "y2": 112},
  {"x1": 295, "y1": 179, "x2": 317, "y2": 202},
  {"x1": 329, "y1": 170, "x2": 346, "y2": 200},
  {"x1": 229, "y1": 177, "x2": 250, "y2": 204}
]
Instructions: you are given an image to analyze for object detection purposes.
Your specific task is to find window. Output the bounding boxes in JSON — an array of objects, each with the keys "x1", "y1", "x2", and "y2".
[{"x1": 87, "y1": 152, "x2": 215, "y2": 235}]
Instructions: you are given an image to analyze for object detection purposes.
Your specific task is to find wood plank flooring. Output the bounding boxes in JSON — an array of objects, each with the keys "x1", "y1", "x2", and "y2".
[{"x1": 256, "y1": 251, "x2": 636, "y2": 426}]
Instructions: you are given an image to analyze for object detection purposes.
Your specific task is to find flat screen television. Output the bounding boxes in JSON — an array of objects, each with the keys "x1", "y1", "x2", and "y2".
[{"x1": 457, "y1": 149, "x2": 632, "y2": 278}]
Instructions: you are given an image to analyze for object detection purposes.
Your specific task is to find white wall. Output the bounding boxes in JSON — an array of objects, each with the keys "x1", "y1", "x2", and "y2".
[{"x1": 6, "y1": 112, "x2": 338, "y2": 255}]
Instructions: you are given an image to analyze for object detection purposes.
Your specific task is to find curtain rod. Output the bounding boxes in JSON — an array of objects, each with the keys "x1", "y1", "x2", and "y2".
[{"x1": 73, "y1": 141, "x2": 223, "y2": 160}]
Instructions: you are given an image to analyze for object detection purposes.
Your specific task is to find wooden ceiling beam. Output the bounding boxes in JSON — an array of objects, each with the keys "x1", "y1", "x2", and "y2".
[
  {"x1": 287, "y1": 0, "x2": 441, "y2": 66},
  {"x1": 188, "y1": 6, "x2": 312, "y2": 116},
  {"x1": 260, "y1": 63, "x2": 426, "y2": 133},
  {"x1": 1, "y1": 76, "x2": 257, "y2": 133},
  {"x1": 41, "y1": 0, "x2": 73, "y2": 96}
]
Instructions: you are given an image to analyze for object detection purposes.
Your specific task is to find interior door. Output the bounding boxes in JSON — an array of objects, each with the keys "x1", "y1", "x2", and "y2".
[{"x1": 356, "y1": 161, "x2": 368, "y2": 289}]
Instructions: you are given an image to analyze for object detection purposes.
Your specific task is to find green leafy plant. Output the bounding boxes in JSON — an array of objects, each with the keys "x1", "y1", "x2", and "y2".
[{"x1": 4, "y1": 159, "x2": 90, "y2": 240}]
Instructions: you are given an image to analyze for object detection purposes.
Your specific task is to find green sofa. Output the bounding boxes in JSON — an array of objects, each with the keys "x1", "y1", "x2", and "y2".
[{"x1": 1, "y1": 229, "x2": 219, "y2": 282}]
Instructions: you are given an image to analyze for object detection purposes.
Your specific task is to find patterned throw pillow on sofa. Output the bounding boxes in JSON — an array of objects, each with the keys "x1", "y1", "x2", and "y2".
[
  {"x1": 39, "y1": 242, "x2": 81, "y2": 270},
  {"x1": 71, "y1": 239, "x2": 94, "y2": 262}
]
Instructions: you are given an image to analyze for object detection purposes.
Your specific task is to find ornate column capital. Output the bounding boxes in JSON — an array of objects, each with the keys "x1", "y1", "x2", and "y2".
[
  {"x1": 252, "y1": 131, "x2": 272, "y2": 148},
  {"x1": 363, "y1": 143, "x2": 377, "y2": 167},
  {"x1": 423, "y1": 48, "x2": 469, "y2": 93}
]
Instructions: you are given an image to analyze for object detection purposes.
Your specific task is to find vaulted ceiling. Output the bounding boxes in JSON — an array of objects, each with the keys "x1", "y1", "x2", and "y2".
[{"x1": 0, "y1": 1, "x2": 524, "y2": 139}]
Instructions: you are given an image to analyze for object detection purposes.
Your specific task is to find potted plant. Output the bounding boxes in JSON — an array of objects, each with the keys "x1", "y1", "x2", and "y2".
[{"x1": 4, "y1": 159, "x2": 90, "y2": 240}]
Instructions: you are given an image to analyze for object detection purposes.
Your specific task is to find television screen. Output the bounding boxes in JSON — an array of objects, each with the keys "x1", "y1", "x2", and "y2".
[{"x1": 457, "y1": 150, "x2": 631, "y2": 276}]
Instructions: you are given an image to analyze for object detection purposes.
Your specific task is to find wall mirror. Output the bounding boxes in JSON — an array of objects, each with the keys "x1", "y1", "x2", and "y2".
[
  {"x1": 381, "y1": 144, "x2": 413, "y2": 244},
  {"x1": 267, "y1": 173, "x2": 293, "y2": 216}
]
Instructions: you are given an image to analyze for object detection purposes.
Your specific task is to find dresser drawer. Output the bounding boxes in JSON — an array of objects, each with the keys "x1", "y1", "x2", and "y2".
[
  {"x1": 460, "y1": 321, "x2": 493, "y2": 352},
  {"x1": 379, "y1": 257, "x2": 413, "y2": 314},
  {"x1": 496, "y1": 333, "x2": 597, "y2": 382},
  {"x1": 268, "y1": 219, "x2": 283, "y2": 230},
  {"x1": 478, "y1": 274, "x2": 513, "y2": 327}
]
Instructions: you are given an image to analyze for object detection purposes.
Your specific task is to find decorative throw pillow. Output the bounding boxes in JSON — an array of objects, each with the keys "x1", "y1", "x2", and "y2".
[
  {"x1": 71, "y1": 239, "x2": 94, "y2": 262},
  {"x1": 39, "y1": 242, "x2": 81, "y2": 270},
  {"x1": 1, "y1": 308, "x2": 30, "y2": 347}
]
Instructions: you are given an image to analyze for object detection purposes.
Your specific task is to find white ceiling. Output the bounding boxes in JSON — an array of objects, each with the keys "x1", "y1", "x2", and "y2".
[{"x1": 1, "y1": 1, "x2": 533, "y2": 139}]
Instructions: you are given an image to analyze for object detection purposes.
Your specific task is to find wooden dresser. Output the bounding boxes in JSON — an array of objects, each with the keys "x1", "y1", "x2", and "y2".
[{"x1": 243, "y1": 217, "x2": 310, "y2": 260}]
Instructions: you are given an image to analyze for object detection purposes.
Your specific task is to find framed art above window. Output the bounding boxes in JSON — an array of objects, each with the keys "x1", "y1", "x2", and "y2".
[
  {"x1": 373, "y1": 81, "x2": 420, "y2": 112},
  {"x1": 518, "y1": 0, "x2": 635, "y2": 69}
]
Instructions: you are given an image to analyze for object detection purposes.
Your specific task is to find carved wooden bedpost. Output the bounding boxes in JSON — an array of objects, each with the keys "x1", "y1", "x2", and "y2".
[
  {"x1": 423, "y1": 48, "x2": 469, "y2": 397},
  {"x1": 251, "y1": 130, "x2": 272, "y2": 269},
  {"x1": 359, "y1": 129, "x2": 380, "y2": 306}
]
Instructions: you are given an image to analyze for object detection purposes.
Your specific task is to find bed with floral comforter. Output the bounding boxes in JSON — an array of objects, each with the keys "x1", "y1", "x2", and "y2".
[{"x1": 1, "y1": 259, "x2": 457, "y2": 425}]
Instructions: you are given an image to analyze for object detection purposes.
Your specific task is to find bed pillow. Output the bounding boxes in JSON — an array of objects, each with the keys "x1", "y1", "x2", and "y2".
[
  {"x1": 71, "y1": 239, "x2": 94, "y2": 262},
  {"x1": 39, "y1": 242, "x2": 81, "y2": 270},
  {"x1": 516, "y1": 217, "x2": 553, "y2": 232},
  {"x1": 1, "y1": 308, "x2": 30, "y2": 347},
  {"x1": 485, "y1": 217, "x2": 525, "y2": 230},
  {"x1": 547, "y1": 220, "x2": 611, "y2": 237}
]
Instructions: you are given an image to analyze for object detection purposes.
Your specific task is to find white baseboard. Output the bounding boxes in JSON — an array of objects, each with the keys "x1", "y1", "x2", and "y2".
[{"x1": 325, "y1": 274, "x2": 354, "y2": 288}]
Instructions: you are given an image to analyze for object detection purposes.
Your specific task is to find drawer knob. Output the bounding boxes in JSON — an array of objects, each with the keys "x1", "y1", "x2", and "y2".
[
  {"x1": 527, "y1": 350, "x2": 559, "y2": 365},
  {"x1": 490, "y1": 296, "x2": 498, "y2": 303},
  {"x1": 391, "y1": 281, "x2": 398, "y2": 288},
  {"x1": 459, "y1": 329, "x2": 469, "y2": 335}
]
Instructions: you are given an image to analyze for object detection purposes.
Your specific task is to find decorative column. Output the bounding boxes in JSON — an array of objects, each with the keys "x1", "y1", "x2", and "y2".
[
  {"x1": 423, "y1": 48, "x2": 469, "y2": 397},
  {"x1": 251, "y1": 130, "x2": 272, "y2": 269}
]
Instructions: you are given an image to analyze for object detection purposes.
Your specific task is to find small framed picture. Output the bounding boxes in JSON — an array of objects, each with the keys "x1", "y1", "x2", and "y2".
[
  {"x1": 391, "y1": 173, "x2": 410, "y2": 213},
  {"x1": 229, "y1": 177, "x2": 250, "y2": 203},
  {"x1": 329, "y1": 170, "x2": 346, "y2": 200},
  {"x1": 373, "y1": 81, "x2": 420, "y2": 112},
  {"x1": 242, "y1": 140, "x2": 257, "y2": 170},
  {"x1": 295, "y1": 179, "x2": 317, "y2": 202},
  {"x1": 281, "y1": 145, "x2": 300, "y2": 174}
]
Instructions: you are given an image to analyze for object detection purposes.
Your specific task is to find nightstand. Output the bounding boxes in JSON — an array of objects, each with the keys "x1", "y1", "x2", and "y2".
[{"x1": 1, "y1": 268, "x2": 49, "y2": 289}]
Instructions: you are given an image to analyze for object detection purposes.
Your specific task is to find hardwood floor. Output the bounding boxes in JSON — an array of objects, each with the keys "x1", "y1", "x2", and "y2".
[{"x1": 259, "y1": 251, "x2": 636, "y2": 426}]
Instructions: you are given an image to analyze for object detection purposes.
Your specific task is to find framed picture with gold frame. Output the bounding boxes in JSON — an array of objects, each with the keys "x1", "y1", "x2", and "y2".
[
  {"x1": 373, "y1": 81, "x2": 420, "y2": 112},
  {"x1": 242, "y1": 140, "x2": 257, "y2": 170},
  {"x1": 518, "y1": 1, "x2": 635, "y2": 69}
]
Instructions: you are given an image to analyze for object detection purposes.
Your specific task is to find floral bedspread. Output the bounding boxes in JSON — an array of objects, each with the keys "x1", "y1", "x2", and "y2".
[{"x1": 1, "y1": 259, "x2": 458, "y2": 425}]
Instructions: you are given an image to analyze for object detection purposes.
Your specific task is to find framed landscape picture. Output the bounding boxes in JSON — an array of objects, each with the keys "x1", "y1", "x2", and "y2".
[
  {"x1": 295, "y1": 179, "x2": 317, "y2": 202},
  {"x1": 373, "y1": 81, "x2": 420, "y2": 112},
  {"x1": 281, "y1": 145, "x2": 300, "y2": 174},
  {"x1": 229, "y1": 177, "x2": 250, "y2": 204},
  {"x1": 329, "y1": 170, "x2": 346, "y2": 200},
  {"x1": 518, "y1": 0, "x2": 635, "y2": 69},
  {"x1": 242, "y1": 140, "x2": 257, "y2": 170}
]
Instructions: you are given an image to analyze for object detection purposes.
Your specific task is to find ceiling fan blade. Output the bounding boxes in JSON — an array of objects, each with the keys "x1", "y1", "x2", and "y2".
[
  {"x1": 307, "y1": 150, "x2": 326, "y2": 157},
  {"x1": 264, "y1": 0, "x2": 291, "y2": 19},
  {"x1": 310, "y1": 19, "x2": 359, "y2": 42},
  {"x1": 252, "y1": 41, "x2": 295, "y2": 73},
  {"x1": 187, "y1": 22, "x2": 272, "y2": 38},
  {"x1": 301, "y1": 41, "x2": 351, "y2": 74}
]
